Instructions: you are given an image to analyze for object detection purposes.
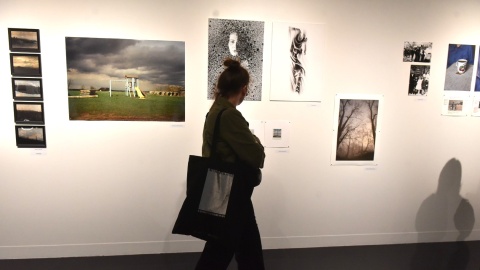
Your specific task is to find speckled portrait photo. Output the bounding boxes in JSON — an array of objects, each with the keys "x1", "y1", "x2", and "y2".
[{"x1": 207, "y1": 18, "x2": 265, "y2": 101}]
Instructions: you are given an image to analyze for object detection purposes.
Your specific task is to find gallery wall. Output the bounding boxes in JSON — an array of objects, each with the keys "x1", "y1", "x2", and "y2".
[{"x1": 1, "y1": 0, "x2": 480, "y2": 259}]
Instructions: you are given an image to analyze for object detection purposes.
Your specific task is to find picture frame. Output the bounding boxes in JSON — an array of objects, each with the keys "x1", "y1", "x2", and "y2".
[
  {"x1": 8, "y1": 28, "x2": 40, "y2": 52},
  {"x1": 10, "y1": 53, "x2": 42, "y2": 77},
  {"x1": 15, "y1": 125, "x2": 46, "y2": 148},
  {"x1": 12, "y1": 78, "x2": 43, "y2": 100},
  {"x1": 13, "y1": 102, "x2": 45, "y2": 124}
]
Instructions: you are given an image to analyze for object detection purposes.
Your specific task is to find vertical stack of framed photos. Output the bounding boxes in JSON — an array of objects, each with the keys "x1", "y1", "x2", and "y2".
[{"x1": 9, "y1": 28, "x2": 46, "y2": 148}]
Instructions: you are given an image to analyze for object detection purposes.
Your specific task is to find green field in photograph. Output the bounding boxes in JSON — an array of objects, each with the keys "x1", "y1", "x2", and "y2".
[{"x1": 68, "y1": 91, "x2": 185, "y2": 121}]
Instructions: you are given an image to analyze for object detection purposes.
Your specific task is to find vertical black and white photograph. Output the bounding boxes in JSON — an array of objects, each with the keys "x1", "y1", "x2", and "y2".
[
  {"x1": 10, "y1": 53, "x2": 42, "y2": 77},
  {"x1": 13, "y1": 102, "x2": 45, "y2": 124},
  {"x1": 408, "y1": 65, "x2": 430, "y2": 96},
  {"x1": 15, "y1": 126, "x2": 46, "y2": 148},
  {"x1": 444, "y1": 44, "x2": 476, "y2": 91},
  {"x1": 403, "y1": 41, "x2": 432, "y2": 62},
  {"x1": 8, "y1": 28, "x2": 40, "y2": 52},
  {"x1": 270, "y1": 22, "x2": 324, "y2": 102},
  {"x1": 207, "y1": 18, "x2": 264, "y2": 101},
  {"x1": 12, "y1": 78, "x2": 43, "y2": 100},
  {"x1": 332, "y1": 94, "x2": 383, "y2": 165}
]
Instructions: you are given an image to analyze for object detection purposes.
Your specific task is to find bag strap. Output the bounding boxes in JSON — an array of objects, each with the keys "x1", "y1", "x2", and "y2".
[{"x1": 210, "y1": 108, "x2": 227, "y2": 159}]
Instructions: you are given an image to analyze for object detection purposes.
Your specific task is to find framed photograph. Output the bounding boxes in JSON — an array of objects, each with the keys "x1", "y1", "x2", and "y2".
[
  {"x1": 270, "y1": 21, "x2": 325, "y2": 102},
  {"x1": 66, "y1": 36, "x2": 185, "y2": 121},
  {"x1": 207, "y1": 18, "x2": 264, "y2": 101},
  {"x1": 13, "y1": 102, "x2": 45, "y2": 124},
  {"x1": 10, "y1": 53, "x2": 42, "y2": 77},
  {"x1": 12, "y1": 78, "x2": 43, "y2": 100},
  {"x1": 263, "y1": 120, "x2": 291, "y2": 148},
  {"x1": 331, "y1": 94, "x2": 384, "y2": 166},
  {"x1": 8, "y1": 28, "x2": 40, "y2": 52},
  {"x1": 15, "y1": 126, "x2": 46, "y2": 148}
]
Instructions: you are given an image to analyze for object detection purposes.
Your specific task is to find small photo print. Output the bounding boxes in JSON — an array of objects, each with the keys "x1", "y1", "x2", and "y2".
[
  {"x1": 442, "y1": 96, "x2": 468, "y2": 116},
  {"x1": 8, "y1": 28, "x2": 40, "y2": 52},
  {"x1": 13, "y1": 102, "x2": 45, "y2": 124},
  {"x1": 273, "y1": 128, "x2": 282, "y2": 139},
  {"x1": 15, "y1": 126, "x2": 46, "y2": 148},
  {"x1": 10, "y1": 53, "x2": 42, "y2": 77},
  {"x1": 12, "y1": 78, "x2": 43, "y2": 100},
  {"x1": 408, "y1": 65, "x2": 430, "y2": 96},
  {"x1": 403, "y1": 42, "x2": 432, "y2": 62},
  {"x1": 448, "y1": 100, "x2": 463, "y2": 111}
]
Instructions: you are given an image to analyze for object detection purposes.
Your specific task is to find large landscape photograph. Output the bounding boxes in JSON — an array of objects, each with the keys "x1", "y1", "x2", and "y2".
[{"x1": 66, "y1": 37, "x2": 185, "y2": 121}]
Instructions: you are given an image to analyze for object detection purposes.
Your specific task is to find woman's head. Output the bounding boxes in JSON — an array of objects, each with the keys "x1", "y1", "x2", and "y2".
[{"x1": 216, "y1": 58, "x2": 250, "y2": 104}]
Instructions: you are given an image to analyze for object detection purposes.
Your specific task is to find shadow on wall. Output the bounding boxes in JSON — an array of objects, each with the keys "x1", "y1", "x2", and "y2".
[{"x1": 410, "y1": 158, "x2": 475, "y2": 269}]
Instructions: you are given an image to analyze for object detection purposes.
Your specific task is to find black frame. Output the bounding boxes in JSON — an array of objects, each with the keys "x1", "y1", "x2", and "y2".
[
  {"x1": 11, "y1": 77, "x2": 43, "y2": 100},
  {"x1": 13, "y1": 102, "x2": 45, "y2": 124},
  {"x1": 10, "y1": 53, "x2": 42, "y2": 77},
  {"x1": 15, "y1": 125, "x2": 46, "y2": 148},
  {"x1": 8, "y1": 28, "x2": 40, "y2": 52}
]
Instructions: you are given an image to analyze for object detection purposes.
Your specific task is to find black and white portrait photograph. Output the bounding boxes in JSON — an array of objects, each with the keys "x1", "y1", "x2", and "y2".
[
  {"x1": 15, "y1": 126, "x2": 46, "y2": 148},
  {"x1": 403, "y1": 41, "x2": 432, "y2": 62},
  {"x1": 10, "y1": 53, "x2": 42, "y2": 77},
  {"x1": 207, "y1": 18, "x2": 264, "y2": 101},
  {"x1": 14, "y1": 102, "x2": 45, "y2": 124},
  {"x1": 408, "y1": 65, "x2": 430, "y2": 96},
  {"x1": 8, "y1": 28, "x2": 40, "y2": 52},
  {"x1": 270, "y1": 22, "x2": 324, "y2": 102},
  {"x1": 66, "y1": 37, "x2": 185, "y2": 121},
  {"x1": 332, "y1": 94, "x2": 383, "y2": 165},
  {"x1": 12, "y1": 78, "x2": 43, "y2": 100}
]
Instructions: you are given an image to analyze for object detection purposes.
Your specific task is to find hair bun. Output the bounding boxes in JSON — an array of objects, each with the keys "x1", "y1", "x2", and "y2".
[{"x1": 224, "y1": 58, "x2": 241, "y2": 68}]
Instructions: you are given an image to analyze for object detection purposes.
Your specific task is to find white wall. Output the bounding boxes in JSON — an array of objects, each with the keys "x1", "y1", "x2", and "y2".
[{"x1": 1, "y1": 0, "x2": 480, "y2": 259}]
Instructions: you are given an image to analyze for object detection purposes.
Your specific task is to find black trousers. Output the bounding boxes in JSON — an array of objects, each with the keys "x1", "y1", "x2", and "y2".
[{"x1": 195, "y1": 201, "x2": 265, "y2": 270}]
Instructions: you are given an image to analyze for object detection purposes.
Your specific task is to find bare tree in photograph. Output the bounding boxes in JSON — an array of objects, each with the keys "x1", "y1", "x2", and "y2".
[{"x1": 336, "y1": 99, "x2": 379, "y2": 161}]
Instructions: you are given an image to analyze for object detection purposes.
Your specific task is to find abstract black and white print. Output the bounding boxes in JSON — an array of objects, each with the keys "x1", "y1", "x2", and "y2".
[
  {"x1": 270, "y1": 22, "x2": 324, "y2": 102},
  {"x1": 207, "y1": 18, "x2": 265, "y2": 101}
]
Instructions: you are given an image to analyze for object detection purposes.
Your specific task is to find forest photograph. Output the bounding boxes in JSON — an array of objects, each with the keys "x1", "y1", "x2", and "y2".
[{"x1": 335, "y1": 98, "x2": 379, "y2": 161}]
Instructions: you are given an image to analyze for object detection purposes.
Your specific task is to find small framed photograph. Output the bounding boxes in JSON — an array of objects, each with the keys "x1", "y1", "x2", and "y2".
[
  {"x1": 13, "y1": 102, "x2": 45, "y2": 124},
  {"x1": 8, "y1": 28, "x2": 40, "y2": 52},
  {"x1": 10, "y1": 53, "x2": 42, "y2": 77},
  {"x1": 12, "y1": 78, "x2": 43, "y2": 100},
  {"x1": 15, "y1": 126, "x2": 46, "y2": 148}
]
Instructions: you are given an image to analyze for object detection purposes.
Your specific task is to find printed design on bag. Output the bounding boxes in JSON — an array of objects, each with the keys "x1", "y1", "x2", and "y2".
[{"x1": 198, "y1": 169, "x2": 234, "y2": 217}]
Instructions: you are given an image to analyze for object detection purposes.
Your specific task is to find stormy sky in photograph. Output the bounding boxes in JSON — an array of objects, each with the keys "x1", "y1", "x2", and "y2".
[{"x1": 66, "y1": 37, "x2": 185, "y2": 91}]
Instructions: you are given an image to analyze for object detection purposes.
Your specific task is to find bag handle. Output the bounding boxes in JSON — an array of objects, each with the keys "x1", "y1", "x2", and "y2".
[{"x1": 210, "y1": 108, "x2": 227, "y2": 159}]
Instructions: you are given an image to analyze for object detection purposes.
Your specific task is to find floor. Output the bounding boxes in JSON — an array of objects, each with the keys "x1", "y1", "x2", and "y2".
[{"x1": 1, "y1": 241, "x2": 479, "y2": 270}]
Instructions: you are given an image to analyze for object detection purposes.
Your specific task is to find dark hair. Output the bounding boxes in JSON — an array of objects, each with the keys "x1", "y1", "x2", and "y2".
[{"x1": 215, "y1": 58, "x2": 250, "y2": 99}]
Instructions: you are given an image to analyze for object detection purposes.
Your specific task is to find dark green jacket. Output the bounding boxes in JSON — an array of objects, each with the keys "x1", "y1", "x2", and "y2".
[{"x1": 202, "y1": 97, "x2": 265, "y2": 169}]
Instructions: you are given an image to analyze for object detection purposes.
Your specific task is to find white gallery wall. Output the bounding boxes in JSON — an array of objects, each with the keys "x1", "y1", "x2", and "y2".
[{"x1": 1, "y1": 0, "x2": 480, "y2": 259}]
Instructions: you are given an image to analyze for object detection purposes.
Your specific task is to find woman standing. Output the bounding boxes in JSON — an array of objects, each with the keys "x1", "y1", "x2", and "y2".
[{"x1": 195, "y1": 58, "x2": 266, "y2": 270}]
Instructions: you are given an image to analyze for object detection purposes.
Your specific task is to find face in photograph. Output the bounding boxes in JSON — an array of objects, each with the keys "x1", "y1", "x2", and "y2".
[{"x1": 228, "y1": 32, "x2": 238, "y2": 57}]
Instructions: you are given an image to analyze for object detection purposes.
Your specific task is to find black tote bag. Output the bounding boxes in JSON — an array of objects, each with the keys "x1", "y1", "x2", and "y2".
[{"x1": 172, "y1": 109, "x2": 254, "y2": 248}]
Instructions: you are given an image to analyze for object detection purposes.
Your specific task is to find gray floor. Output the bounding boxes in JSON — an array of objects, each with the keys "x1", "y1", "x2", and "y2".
[{"x1": 1, "y1": 241, "x2": 479, "y2": 270}]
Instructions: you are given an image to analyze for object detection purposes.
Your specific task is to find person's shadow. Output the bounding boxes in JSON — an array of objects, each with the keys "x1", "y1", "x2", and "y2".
[{"x1": 410, "y1": 158, "x2": 475, "y2": 269}]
